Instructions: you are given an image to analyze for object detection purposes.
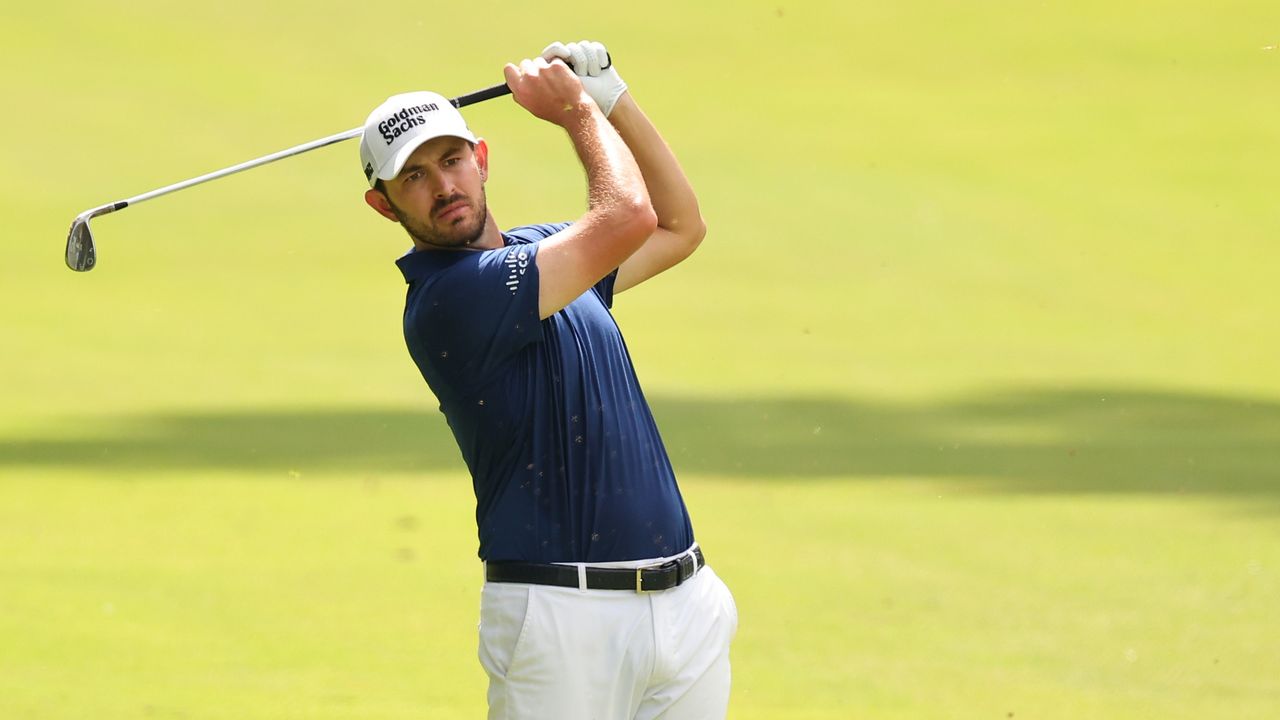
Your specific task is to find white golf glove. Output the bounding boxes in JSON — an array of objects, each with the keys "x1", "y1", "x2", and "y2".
[{"x1": 540, "y1": 40, "x2": 628, "y2": 117}]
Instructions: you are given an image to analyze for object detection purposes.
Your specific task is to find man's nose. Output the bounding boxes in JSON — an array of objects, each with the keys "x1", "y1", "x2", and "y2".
[{"x1": 430, "y1": 173, "x2": 456, "y2": 198}]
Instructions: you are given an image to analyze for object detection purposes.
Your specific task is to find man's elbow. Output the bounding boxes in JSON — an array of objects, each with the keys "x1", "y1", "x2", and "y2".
[
  {"x1": 618, "y1": 199, "x2": 659, "y2": 248},
  {"x1": 669, "y1": 214, "x2": 706, "y2": 259},
  {"x1": 686, "y1": 215, "x2": 707, "y2": 251}
]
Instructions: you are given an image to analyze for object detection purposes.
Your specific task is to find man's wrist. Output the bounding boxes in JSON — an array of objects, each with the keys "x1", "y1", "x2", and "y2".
[
  {"x1": 556, "y1": 96, "x2": 604, "y2": 130},
  {"x1": 605, "y1": 92, "x2": 639, "y2": 127}
]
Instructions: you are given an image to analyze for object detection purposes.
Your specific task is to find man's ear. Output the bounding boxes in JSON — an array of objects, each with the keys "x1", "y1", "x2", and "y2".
[
  {"x1": 364, "y1": 188, "x2": 399, "y2": 222},
  {"x1": 474, "y1": 139, "x2": 489, "y2": 181}
]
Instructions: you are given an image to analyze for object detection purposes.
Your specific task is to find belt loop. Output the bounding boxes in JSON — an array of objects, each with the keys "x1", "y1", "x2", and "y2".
[{"x1": 576, "y1": 563, "x2": 588, "y2": 593}]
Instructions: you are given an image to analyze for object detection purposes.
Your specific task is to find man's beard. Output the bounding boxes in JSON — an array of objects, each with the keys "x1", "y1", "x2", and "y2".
[{"x1": 388, "y1": 189, "x2": 488, "y2": 249}]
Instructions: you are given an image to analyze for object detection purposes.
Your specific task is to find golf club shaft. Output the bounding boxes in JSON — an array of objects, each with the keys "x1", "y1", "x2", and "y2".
[{"x1": 117, "y1": 82, "x2": 512, "y2": 210}]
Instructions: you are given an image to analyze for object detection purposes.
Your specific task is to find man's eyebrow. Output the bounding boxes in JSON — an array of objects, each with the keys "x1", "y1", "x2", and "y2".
[{"x1": 401, "y1": 142, "x2": 467, "y2": 177}]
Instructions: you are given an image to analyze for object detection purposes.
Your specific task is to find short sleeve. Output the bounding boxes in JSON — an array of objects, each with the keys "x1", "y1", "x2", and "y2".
[
  {"x1": 407, "y1": 243, "x2": 542, "y2": 389},
  {"x1": 506, "y1": 222, "x2": 618, "y2": 309}
]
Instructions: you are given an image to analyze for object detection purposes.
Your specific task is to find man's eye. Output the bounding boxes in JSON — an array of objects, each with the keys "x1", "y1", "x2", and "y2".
[{"x1": 443, "y1": 157, "x2": 460, "y2": 167}]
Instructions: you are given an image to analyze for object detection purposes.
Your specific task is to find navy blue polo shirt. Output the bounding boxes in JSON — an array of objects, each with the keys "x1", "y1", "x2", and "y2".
[{"x1": 396, "y1": 222, "x2": 694, "y2": 563}]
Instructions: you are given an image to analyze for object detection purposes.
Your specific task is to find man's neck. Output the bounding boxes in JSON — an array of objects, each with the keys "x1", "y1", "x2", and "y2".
[{"x1": 472, "y1": 212, "x2": 504, "y2": 250}]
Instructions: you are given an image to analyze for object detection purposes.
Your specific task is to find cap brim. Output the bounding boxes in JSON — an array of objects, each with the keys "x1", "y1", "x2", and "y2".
[{"x1": 372, "y1": 130, "x2": 479, "y2": 186}]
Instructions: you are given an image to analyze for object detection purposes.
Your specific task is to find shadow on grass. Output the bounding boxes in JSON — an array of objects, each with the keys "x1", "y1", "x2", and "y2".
[{"x1": 1, "y1": 387, "x2": 1277, "y2": 495}]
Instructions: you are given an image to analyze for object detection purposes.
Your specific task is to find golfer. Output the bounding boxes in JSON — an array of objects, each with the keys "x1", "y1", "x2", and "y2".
[{"x1": 359, "y1": 41, "x2": 736, "y2": 720}]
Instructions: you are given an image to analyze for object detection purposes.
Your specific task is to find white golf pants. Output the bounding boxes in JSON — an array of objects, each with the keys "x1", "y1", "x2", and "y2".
[{"x1": 478, "y1": 550, "x2": 737, "y2": 720}]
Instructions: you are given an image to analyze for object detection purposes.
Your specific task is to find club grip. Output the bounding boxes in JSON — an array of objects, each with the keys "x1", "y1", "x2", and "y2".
[{"x1": 451, "y1": 83, "x2": 512, "y2": 109}]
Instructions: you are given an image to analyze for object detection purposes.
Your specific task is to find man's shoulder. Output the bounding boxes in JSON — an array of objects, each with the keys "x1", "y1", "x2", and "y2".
[
  {"x1": 397, "y1": 245, "x2": 485, "y2": 287},
  {"x1": 503, "y1": 221, "x2": 572, "y2": 245}
]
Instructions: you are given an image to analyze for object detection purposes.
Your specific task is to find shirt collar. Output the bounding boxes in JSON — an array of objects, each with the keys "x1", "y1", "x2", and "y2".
[
  {"x1": 395, "y1": 247, "x2": 459, "y2": 283},
  {"x1": 394, "y1": 235, "x2": 516, "y2": 284}
]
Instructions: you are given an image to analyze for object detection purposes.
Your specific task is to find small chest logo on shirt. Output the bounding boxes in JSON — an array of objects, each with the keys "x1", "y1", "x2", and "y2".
[{"x1": 504, "y1": 250, "x2": 530, "y2": 294}]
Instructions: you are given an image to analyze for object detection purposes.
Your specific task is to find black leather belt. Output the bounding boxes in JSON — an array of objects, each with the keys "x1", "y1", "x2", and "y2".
[{"x1": 486, "y1": 547, "x2": 705, "y2": 592}]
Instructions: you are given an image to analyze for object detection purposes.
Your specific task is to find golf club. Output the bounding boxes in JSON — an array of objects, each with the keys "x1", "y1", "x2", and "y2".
[{"x1": 64, "y1": 82, "x2": 512, "y2": 272}]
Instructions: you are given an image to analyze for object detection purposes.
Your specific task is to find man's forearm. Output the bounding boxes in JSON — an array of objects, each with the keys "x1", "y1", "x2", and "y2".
[
  {"x1": 607, "y1": 93, "x2": 705, "y2": 241},
  {"x1": 563, "y1": 98, "x2": 653, "y2": 228}
]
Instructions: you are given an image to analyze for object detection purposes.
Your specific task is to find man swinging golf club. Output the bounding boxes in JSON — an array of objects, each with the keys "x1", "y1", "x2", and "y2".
[{"x1": 359, "y1": 41, "x2": 737, "y2": 719}]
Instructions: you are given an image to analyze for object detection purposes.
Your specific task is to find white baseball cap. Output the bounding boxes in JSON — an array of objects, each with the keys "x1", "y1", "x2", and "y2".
[{"x1": 359, "y1": 91, "x2": 478, "y2": 188}]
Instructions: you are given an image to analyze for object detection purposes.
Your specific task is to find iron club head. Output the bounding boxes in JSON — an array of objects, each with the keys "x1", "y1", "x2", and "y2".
[
  {"x1": 65, "y1": 215, "x2": 97, "y2": 271},
  {"x1": 65, "y1": 202, "x2": 126, "y2": 272}
]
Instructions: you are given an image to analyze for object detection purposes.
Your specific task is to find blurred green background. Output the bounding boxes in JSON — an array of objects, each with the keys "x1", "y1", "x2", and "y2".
[{"x1": 3, "y1": 1, "x2": 1279, "y2": 718}]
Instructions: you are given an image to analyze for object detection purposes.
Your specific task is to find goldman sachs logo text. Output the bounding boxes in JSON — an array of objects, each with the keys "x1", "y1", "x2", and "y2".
[{"x1": 378, "y1": 103, "x2": 440, "y2": 145}]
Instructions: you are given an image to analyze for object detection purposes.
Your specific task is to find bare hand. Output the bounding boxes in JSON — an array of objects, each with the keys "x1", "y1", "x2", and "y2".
[{"x1": 503, "y1": 57, "x2": 594, "y2": 126}]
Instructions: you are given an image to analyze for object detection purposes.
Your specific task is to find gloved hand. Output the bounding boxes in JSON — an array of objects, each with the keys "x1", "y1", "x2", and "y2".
[{"x1": 540, "y1": 40, "x2": 628, "y2": 117}]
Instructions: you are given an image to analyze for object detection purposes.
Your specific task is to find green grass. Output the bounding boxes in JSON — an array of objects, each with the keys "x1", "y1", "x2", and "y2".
[{"x1": 3, "y1": 0, "x2": 1280, "y2": 717}]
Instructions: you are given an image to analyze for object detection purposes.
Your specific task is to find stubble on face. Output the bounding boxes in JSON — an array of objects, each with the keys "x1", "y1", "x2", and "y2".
[{"x1": 387, "y1": 187, "x2": 489, "y2": 250}]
